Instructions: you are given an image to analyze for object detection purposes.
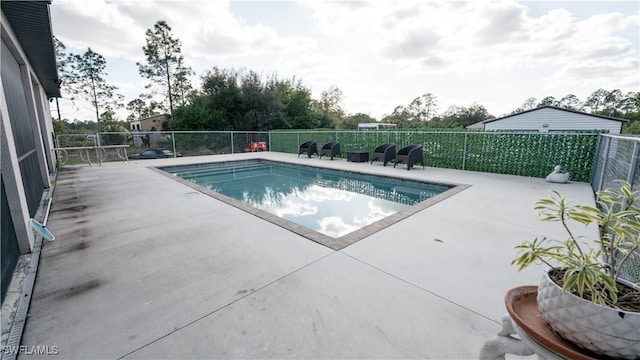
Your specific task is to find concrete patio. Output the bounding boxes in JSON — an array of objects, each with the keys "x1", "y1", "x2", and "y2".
[{"x1": 19, "y1": 151, "x2": 597, "y2": 359}]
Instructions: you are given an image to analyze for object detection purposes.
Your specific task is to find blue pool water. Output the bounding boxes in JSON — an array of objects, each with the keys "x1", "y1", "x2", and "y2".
[{"x1": 163, "y1": 160, "x2": 452, "y2": 238}]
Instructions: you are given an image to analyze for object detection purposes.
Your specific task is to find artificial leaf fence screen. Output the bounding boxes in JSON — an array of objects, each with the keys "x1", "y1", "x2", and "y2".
[{"x1": 270, "y1": 130, "x2": 598, "y2": 182}]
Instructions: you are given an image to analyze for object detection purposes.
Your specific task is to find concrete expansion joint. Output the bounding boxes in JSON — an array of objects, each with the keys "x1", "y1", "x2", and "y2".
[
  {"x1": 116, "y1": 252, "x2": 335, "y2": 359},
  {"x1": 342, "y1": 252, "x2": 500, "y2": 326}
]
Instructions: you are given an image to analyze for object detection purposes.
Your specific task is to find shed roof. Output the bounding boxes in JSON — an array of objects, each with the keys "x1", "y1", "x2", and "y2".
[
  {"x1": 2, "y1": 0, "x2": 61, "y2": 97},
  {"x1": 465, "y1": 120, "x2": 491, "y2": 130},
  {"x1": 466, "y1": 105, "x2": 627, "y2": 130}
]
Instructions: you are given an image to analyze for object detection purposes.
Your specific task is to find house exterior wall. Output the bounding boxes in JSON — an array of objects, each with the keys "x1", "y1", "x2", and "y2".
[
  {"x1": 131, "y1": 114, "x2": 169, "y2": 131},
  {"x1": 484, "y1": 107, "x2": 622, "y2": 134},
  {"x1": 1, "y1": 6, "x2": 57, "y2": 302}
]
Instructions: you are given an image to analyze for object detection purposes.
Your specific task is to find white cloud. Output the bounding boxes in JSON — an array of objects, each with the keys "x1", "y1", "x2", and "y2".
[
  {"x1": 546, "y1": 56, "x2": 640, "y2": 90},
  {"x1": 50, "y1": 0, "x2": 639, "y2": 122},
  {"x1": 379, "y1": 27, "x2": 442, "y2": 60},
  {"x1": 473, "y1": 1, "x2": 529, "y2": 45},
  {"x1": 301, "y1": 0, "x2": 639, "y2": 82},
  {"x1": 194, "y1": 24, "x2": 313, "y2": 58},
  {"x1": 278, "y1": 52, "x2": 359, "y2": 98},
  {"x1": 302, "y1": 0, "x2": 378, "y2": 35},
  {"x1": 53, "y1": 0, "x2": 316, "y2": 61}
]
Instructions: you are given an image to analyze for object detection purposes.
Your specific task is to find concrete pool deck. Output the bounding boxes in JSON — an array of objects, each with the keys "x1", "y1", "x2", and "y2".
[{"x1": 19, "y1": 151, "x2": 597, "y2": 359}]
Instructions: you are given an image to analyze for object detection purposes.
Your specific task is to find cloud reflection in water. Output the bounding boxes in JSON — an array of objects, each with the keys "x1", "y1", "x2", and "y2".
[
  {"x1": 174, "y1": 161, "x2": 449, "y2": 239},
  {"x1": 253, "y1": 185, "x2": 406, "y2": 238}
]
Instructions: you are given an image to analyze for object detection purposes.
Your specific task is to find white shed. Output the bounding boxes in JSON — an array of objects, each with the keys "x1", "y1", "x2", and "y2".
[{"x1": 467, "y1": 106, "x2": 625, "y2": 134}]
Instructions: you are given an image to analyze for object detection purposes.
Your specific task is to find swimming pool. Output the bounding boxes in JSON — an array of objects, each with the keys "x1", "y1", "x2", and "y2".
[{"x1": 160, "y1": 160, "x2": 464, "y2": 249}]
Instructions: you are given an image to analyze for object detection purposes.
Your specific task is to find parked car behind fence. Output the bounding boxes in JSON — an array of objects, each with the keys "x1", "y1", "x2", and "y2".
[{"x1": 128, "y1": 149, "x2": 182, "y2": 159}]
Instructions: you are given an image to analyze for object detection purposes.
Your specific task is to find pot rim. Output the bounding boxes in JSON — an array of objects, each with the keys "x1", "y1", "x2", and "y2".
[{"x1": 542, "y1": 267, "x2": 640, "y2": 315}]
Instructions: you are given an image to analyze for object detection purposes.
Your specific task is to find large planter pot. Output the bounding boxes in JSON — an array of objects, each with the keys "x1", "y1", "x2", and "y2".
[{"x1": 537, "y1": 268, "x2": 640, "y2": 359}]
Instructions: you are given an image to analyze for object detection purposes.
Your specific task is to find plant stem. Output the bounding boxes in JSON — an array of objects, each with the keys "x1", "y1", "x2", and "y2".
[
  {"x1": 560, "y1": 198, "x2": 584, "y2": 258},
  {"x1": 613, "y1": 243, "x2": 639, "y2": 283}
]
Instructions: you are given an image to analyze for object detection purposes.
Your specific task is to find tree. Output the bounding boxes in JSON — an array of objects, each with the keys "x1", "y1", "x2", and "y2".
[
  {"x1": 317, "y1": 85, "x2": 344, "y2": 128},
  {"x1": 420, "y1": 118, "x2": 462, "y2": 129},
  {"x1": 170, "y1": 94, "x2": 225, "y2": 131},
  {"x1": 198, "y1": 67, "x2": 241, "y2": 130},
  {"x1": 537, "y1": 96, "x2": 559, "y2": 107},
  {"x1": 511, "y1": 97, "x2": 538, "y2": 114},
  {"x1": 441, "y1": 103, "x2": 493, "y2": 127},
  {"x1": 618, "y1": 91, "x2": 640, "y2": 116},
  {"x1": 584, "y1": 88, "x2": 609, "y2": 113},
  {"x1": 126, "y1": 99, "x2": 149, "y2": 122},
  {"x1": 64, "y1": 47, "x2": 124, "y2": 138},
  {"x1": 340, "y1": 113, "x2": 376, "y2": 129},
  {"x1": 137, "y1": 20, "x2": 192, "y2": 115},
  {"x1": 170, "y1": 67, "x2": 321, "y2": 131},
  {"x1": 99, "y1": 106, "x2": 127, "y2": 131},
  {"x1": 383, "y1": 93, "x2": 438, "y2": 127},
  {"x1": 279, "y1": 78, "x2": 319, "y2": 129},
  {"x1": 623, "y1": 120, "x2": 640, "y2": 134},
  {"x1": 53, "y1": 37, "x2": 76, "y2": 121},
  {"x1": 126, "y1": 96, "x2": 162, "y2": 121},
  {"x1": 52, "y1": 118, "x2": 68, "y2": 134},
  {"x1": 558, "y1": 94, "x2": 583, "y2": 110},
  {"x1": 172, "y1": 57, "x2": 194, "y2": 108},
  {"x1": 406, "y1": 93, "x2": 438, "y2": 122},
  {"x1": 602, "y1": 89, "x2": 623, "y2": 116},
  {"x1": 382, "y1": 105, "x2": 411, "y2": 128}
]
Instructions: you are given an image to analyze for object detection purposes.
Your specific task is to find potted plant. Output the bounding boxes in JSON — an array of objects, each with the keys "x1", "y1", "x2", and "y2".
[{"x1": 512, "y1": 180, "x2": 640, "y2": 359}]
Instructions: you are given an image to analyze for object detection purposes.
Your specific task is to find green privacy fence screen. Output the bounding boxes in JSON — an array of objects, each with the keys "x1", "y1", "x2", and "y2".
[
  {"x1": 269, "y1": 130, "x2": 599, "y2": 182},
  {"x1": 57, "y1": 130, "x2": 599, "y2": 182}
]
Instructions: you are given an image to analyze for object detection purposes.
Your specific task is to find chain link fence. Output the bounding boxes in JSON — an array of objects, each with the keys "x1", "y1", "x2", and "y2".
[
  {"x1": 54, "y1": 131, "x2": 270, "y2": 165},
  {"x1": 590, "y1": 134, "x2": 640, "y2": 284},
  {"x1": 591, "y1": 134, "x2": 640, "y2": 193},
  {"x1": 56, "y1": 130, "x2": 600, "y2": 181}
]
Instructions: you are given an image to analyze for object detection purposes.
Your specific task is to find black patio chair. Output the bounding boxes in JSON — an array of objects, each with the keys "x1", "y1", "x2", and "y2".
[
  {"x1": 394, "y1": 144, "x2": 424, "y2": 170},
  {"x1": 319, "y1": 141, "x2": 341, "y2": 160},
  {"x1": 298, "y1": 140, "x2": 318, "y2": 158},
  {"x1": 370, "y1": 143, "x2": 396, "y2": 166}
]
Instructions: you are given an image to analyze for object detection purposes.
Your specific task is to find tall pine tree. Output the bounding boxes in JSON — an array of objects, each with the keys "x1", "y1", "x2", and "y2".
[
  {"x1": 65, "y1": 47, "x2": 123, "y2": 135},
  {"x1": 137, "y1": 20, "x2": 193, "y2": 115}
]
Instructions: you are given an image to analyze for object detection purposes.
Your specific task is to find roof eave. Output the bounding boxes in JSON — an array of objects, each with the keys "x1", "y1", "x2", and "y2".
[{"x1": 2, "y1": 0, "x2": 61, "y2": 98}]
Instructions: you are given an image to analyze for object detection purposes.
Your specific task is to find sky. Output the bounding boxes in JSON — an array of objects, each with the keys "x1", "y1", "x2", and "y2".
[{"x1": 50, "y1": 0, "x2": 640, "y2": 123}]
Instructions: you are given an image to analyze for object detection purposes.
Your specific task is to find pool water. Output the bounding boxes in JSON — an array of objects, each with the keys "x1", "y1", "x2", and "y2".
[{"x1": 163, "y1": 160, "x2": 452, "y2": 239}]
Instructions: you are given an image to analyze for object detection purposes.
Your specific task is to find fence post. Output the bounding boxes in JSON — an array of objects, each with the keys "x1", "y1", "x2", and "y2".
[
  {"x1": 297, "y1": 133, "x2": 300, "y2": 153},
  {"x1": 596, "y1": 136, "x2": 612, "y2": 193},
  {"x1": 462, "y1": 133, "x2": 468, "y2": 170},
  {"x1": 627, "y1": 141, "x2": 639, "y2": 185},
  {"x1": 590, "y1": 134, "x2": 604, "y2": 190},
  {"x1": 172, "y1": 132, "x2": 177, "y2": 157},
  {"x1": 230, "y1": 132, "x2": 234, "y2": 154},
  {"x1": 590, "y1": 134, "x2": 602, "y2": 189}
]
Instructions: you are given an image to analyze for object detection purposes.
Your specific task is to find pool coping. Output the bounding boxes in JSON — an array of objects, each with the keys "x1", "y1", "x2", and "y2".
[{"x1": 151, "y1": 159, "x2": 470, "y2": 250}]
